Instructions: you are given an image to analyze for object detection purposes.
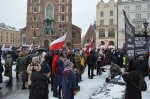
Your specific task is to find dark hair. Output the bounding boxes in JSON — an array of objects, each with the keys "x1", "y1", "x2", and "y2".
[{"x1": 128, "y1": 58, "x2": 140, "y2": 71}]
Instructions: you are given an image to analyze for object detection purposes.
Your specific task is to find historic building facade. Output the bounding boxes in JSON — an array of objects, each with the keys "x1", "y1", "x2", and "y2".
[
  {"x1": 96, "y1": 0, "x2": 118, "y2": 48},
  {"x1": 118, "y1": 0, "x2": 150, "y2": 48},
  {"x1": 72, "y1": 25, "x2": 82, "y2": 48},
  {"x1": 25, "y1": 0, "x2": 81, "y2": 48},
  {"x1": 0, "y1": 23, "x2": 21, "y2": 47},
  {"x1": 83, "y1": 24, "x2": 96, "y2": 48}
]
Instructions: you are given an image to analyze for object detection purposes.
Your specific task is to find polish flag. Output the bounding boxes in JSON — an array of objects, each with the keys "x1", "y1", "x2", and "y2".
[
  {"x1": 50, "y1": 34, "x2": 66, "y2": 51},
  {"x1": 29, "y1": 43, "x2": 33, "y2": 50},
  {"x1": 106, "y1": 40, "x2": 110, "y2": 49}
]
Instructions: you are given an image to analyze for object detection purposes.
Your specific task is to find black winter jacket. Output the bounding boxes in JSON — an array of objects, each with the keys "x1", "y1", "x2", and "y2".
[{"x1": 29, "y1": 72, "x2": 49, "y2": 99}]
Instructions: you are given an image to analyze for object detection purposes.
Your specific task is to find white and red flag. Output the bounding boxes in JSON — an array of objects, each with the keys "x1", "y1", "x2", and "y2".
[
  {"x1": 29, "y1": 43, "x2": 33, "y2": 50},
  {"x1": 49, "y1": 34, "x2": 66, "y2": 51}
]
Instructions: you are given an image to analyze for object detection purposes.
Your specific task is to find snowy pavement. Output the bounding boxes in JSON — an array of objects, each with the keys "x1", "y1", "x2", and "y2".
[{"x1": 0, "y1": 64, "x2": 150, "y2": 99}]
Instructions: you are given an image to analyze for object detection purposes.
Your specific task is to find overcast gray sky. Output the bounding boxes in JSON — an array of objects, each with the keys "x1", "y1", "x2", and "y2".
[{"x1": 0, "y1": 0, "x2": 117, "y2": 37}]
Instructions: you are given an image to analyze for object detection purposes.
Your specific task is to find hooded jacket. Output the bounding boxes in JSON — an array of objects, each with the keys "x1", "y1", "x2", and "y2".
[{"x1": 29, "y1": 72, "x2": 49, "y2": 99}]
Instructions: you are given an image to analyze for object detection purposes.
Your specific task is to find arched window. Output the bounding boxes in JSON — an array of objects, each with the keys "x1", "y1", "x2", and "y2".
[
  {"x1": 109, "y1": 41, "x2": 114, "y2": 46},
  {"x1": 108, "y1": 28, "x2": 115, "y2": 37},
  {"x1": 101, "y1": 41, "x2": 105, "y2": 45},
  {"x1": 45, "y1": 3, "x2": 54, "y2": 19}
]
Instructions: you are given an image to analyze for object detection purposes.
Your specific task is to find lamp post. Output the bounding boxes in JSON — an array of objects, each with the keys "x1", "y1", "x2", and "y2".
[{"x1": 143, "y1": 20, "x2": 149, "y2": 35}]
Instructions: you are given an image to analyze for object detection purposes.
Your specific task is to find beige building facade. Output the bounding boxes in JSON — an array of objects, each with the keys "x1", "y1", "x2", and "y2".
[
  {"x1": 96, "y1": 0, "x2": 117, "y2": 48},
  {"x1": 0, "y1": 23, "x2": 20, "y2": 47}
]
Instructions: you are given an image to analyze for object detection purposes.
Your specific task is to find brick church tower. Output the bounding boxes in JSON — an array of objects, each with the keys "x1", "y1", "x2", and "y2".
[{"x1": 26, "y1": 0, "x2": 72, "y2": 47}]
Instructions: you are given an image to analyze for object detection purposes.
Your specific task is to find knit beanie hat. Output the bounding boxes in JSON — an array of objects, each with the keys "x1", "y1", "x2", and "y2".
[
  {"x1": 41, "y1": 63, "x2": 51, "y2": 74},
  {"x1": 64, "y1": 60, "x2": 73, "y2": 68}
]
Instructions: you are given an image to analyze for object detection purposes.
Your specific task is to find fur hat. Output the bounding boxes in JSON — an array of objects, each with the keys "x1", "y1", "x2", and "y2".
[{"x1": 41, "y1": 63, "x2": 50, "y2": 74}]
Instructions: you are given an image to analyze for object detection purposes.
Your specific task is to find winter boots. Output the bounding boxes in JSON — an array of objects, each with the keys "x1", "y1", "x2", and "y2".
[{"x1": 22, "y1": 82, "x2": 27, "y2": 90}]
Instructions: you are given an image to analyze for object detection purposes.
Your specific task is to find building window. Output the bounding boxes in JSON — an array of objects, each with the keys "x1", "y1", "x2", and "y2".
[
  {"x1": 136, "y1": 5, "x2": 141, "y2": 11},
  {"x1": 99, "y1": 28, "x2": 105, "y2": 37},
  {"x1": 59, "y1": 0, "x2": 65, "y2": 3},
  {"x1": 72, "y1": 32, "x2": 75, "y2": 38},
  {"x1": 33, "y1": 0, "x2": 39, "y2": 4},
  {"x1": 100, "y1": 20, "x2": 104, "y2": 25},
  {"x1": 33, "y1": 16, "x2": 37, "y2": 22},
  {"x1": 36, "y1": 24, "x2": 39, "y2": 28},
  {"x1": 136, "y1": 14, "x2": 141, "y2": 19},
  {"x1": 110, "y1": 10, "x2": 113, "y2": 16},
  {"x1": 148, "y1": 13, "x2": 150, "y2": 19},
  {"x1": 33, "y1": 31, "x2": 36, "y2": 37},
  {"x1": 100, "y1": 11, "x2": 104, "y2": 17},
  {"x1": 59, "y1": 24, "x2": 62, "y2": 28},
  {"x1": 135, "y1": 24, "x2": 141, "y2": 29},
  {"x1": 109, "y1": 19, "x2": 114, "y2": 25},
  {"x1": 61, "y1": 15, "x2": 65, "y2": 21},
  {"x1": 45, "y1": 3, "x2": 54, "y2": 19},
  {"x1": 110, "y1": 41, "x2": 114, "y2": 46},
  {"x1": 33, "y1": 6, "x2": 38, "y2": 13},
  {"x1": 61, "y1": 6, "x2": 65, "y2": 12},
  {"x1": 108, "y1": 28, "x2": 115, "y2": 37},
  {"x1": 124, "y1": 6, "x2": 129, "y2": 11}
]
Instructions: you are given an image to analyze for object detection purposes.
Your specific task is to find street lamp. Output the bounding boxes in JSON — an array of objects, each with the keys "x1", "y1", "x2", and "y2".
[{"x1": 143, "y1": 20, "x2": 149, "y2": 35}]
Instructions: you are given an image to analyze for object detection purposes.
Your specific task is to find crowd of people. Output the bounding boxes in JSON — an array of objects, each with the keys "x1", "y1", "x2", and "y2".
[{"x1": 0, "y1": 47, "x2": 149, "y2": 99}]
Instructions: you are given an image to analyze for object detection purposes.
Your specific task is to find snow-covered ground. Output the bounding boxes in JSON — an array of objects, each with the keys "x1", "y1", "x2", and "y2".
[{"x1": 1, "y1": 62, "x2": 150, "y2": 99}]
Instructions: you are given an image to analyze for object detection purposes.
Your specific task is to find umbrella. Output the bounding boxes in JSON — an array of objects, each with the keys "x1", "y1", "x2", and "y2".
[
  {"x1": 21, "y1": 53, "x2": 37, "y2": 65},
  {"x1": 34, "y1": 48, "x2": 48, "y2": 53}
]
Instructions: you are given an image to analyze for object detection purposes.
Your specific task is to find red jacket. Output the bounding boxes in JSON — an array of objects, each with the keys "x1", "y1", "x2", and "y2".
[{"x1": 52, "y1": 55, "x2": 59, "y2": 76}]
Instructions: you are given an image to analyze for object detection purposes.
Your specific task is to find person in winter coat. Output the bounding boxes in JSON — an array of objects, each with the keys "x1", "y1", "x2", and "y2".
[
  {"x1": 56, "y1": 55, "x2": 64, "y2": 98},
  {"x1": 70, "y1": 52, "x2": 76, "y2": 68},
  {"x1": 4, "y1": 51, "x2": 13, "y2": 87},
  {"x1": 86, "y1": 50, "x2": 96, "y2": 79},
  {"x1": 96, "y1": 54, "x2": 102, "y2": 75},
  {"x1": 27, "y1": 57, "x2": 41, "y2": 89},
  {"x1": 75, "y1": 52, "x2": 84, "y2": 81},
  {"x1": 62, "y1": 60, "x2": 79, "y2": 99},
  {"x1": 16, "y1": 51, "x2": 24, "y2": 80},
  {"x1": 52, "y1": 53, "x2": 59, "y2": 97},
  {"x1": 22, "y1": 56, "x2": 32, "y2": 90},
  {"x1": 29, "y1": 63, "x2": 51, "y2": 99},
  {"x1": 122, "y1": 58, "x2": 142, "y2": 99},
  {"x1": 0, "y1": 50, "x2": 4, "y2": 89},
  {"x1": 138, "y1": 56, "x2": 147, "y2": 79}
]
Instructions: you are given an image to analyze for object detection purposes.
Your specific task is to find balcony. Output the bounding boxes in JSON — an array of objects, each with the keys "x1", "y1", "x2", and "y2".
[{"x1": 132, "y1": 18, "x2": 146, "y2": 23}]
